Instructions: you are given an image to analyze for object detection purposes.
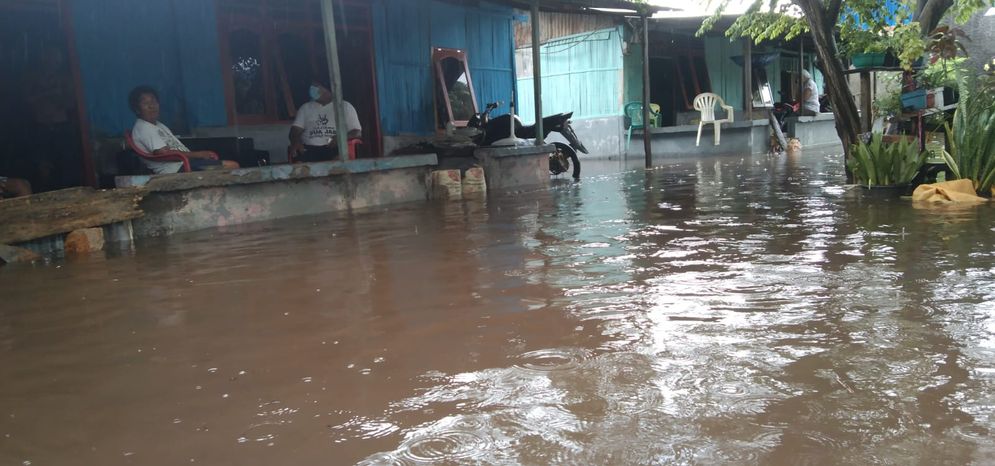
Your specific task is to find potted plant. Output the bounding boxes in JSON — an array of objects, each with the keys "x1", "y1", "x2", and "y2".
[
  {"x1": 939, "y1": 72, "x2": 995, "y2": 196},
  {"x1": 847, "y1": 132, "x2": 927, "y2": 193},
  {"x1": 843, "y1": 30, "x2": 889, "y2": 68},
  {"x1": 908, "y1": 26, "x2": 967, "y2": 108}
]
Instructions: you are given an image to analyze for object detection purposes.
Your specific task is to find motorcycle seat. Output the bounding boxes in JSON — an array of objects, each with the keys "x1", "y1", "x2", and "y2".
[{"x1": 544, "y1": 112, "x2": 571, "y2": 120}]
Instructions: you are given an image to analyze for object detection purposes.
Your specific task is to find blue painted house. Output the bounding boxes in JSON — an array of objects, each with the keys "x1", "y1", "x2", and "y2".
[{"x1": 3, "y1": 0, "x2": 520, "y2": 184}]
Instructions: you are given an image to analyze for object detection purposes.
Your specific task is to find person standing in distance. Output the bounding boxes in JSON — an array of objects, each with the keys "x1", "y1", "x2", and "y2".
[
  {"x1": 288, "y1": 80, "x2": 362, "y2": 162},
  {"x1": 799, "y1": 70, "x2": 821, "y2": 117}
]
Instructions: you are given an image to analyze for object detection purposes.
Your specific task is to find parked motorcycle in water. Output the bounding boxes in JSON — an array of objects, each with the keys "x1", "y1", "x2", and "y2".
[{"x1": 468, "y1": 102, "x2": 587, "y2": 180}]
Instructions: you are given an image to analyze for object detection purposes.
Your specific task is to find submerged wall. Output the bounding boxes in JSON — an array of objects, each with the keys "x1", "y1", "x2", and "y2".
[
  {"x1": 625, "y1": 116, "x2": 842, "y2": 158},
  {"x1": 120, "y1": 155, "x2": 438, "y2": 237}
]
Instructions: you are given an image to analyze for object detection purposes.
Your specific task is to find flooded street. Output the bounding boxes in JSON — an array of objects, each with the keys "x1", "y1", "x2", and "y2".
[{"x1": 3, "y1": 150, "x2": 995, "y2": 465}]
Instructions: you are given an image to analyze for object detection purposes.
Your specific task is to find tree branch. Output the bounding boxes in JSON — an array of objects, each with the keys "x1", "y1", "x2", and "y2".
[
  {"x1": 826, "y1": 0, "x2": 843, "y2": 25},
  {"x1": 916, "y1": 0, "x2": 953, "y2": 33}
]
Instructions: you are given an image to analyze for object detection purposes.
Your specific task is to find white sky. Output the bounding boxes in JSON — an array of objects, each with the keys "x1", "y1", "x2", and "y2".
[{"x1": 648, "y1": 0, "x2": 754, "y2": 16}]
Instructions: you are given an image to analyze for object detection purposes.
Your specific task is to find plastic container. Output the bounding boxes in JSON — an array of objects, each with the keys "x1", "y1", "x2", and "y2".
[
  {"x1": 901, "y1": 89, "x2": 927, "y2": 110},
  {"x1": 852, "y1": 52, "x2": 886, "y2": 68}
]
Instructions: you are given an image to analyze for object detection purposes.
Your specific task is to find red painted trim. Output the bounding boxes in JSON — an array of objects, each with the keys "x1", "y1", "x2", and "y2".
[
  {"x1": 363, "y1": 3, "x2": 384, "y2": 157},
  {"x1": 59, "y1": 0, "x2": 97, "y2": 187},
  {"x1": 214, "y1": 0, "x2": 237, "y2": 125}
]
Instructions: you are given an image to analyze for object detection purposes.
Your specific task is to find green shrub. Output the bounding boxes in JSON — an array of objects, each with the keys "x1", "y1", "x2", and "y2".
[
  {"x1": 847, "y1": 133, "x2": 927, "y2": 186},
  {"x1": 940, "y1": 87, "x2": 995, "y2": 196}
]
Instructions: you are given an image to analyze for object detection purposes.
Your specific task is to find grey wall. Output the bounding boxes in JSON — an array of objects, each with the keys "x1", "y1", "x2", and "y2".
[
  {"x1": 133, "y1": 165, "x2": 432, "y2": 237},
  {"x1": 544, "y1": 115, "x2": 625, "y2": 158},
  {"x1": 195, "y1": 125, "x2": 291, "y2": 164},
  {"x1": 624, "y1": 117, "x2": 842, "y2": 158},
  {"x1": 959, "y1": 14, "x2": 995, "y2": 70}
]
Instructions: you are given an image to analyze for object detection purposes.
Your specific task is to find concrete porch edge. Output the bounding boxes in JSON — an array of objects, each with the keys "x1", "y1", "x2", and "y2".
[{"x1": 115, "y1": 154, "x2": 439, "y2": 192}]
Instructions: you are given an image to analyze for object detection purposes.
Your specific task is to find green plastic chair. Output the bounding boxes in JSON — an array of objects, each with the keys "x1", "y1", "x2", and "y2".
[{"x1": 624, "y1": 102, "x2": 660, "y2": 149}]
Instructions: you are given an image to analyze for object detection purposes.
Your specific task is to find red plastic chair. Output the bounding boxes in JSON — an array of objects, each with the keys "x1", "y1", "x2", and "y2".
[
  {"x1": 287, "y1": 138, "x2": 363, "y2": 163},
  {"x1": 124, "y1": 129, "x2": 218, "y2": 173}
]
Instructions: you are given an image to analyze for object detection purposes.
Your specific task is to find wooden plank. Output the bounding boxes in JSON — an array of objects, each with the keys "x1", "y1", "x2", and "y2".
[
  {"x1": 860, "y1": 71, "x2": 872, "y2": 132},
  {"x1": 0, "y1": 187, "x2": 146, "y2": 244}
]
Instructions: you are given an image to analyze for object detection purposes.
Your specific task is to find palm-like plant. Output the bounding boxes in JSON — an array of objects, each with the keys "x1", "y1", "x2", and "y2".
[
  {"x1": 848, "y1": 133, "x2": 927, "y2": 186},
  {"x1": 940, "y1": 77, "x2": 995, "y2": 196}
]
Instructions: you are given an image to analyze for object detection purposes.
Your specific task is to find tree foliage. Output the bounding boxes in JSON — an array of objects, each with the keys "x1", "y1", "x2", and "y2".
[
  {"x1": 698, "y1": 0, "x2": 990, "y2": 69},
  {"x1": 695, "y1": 0, "x2": 992, "y2": 167}
]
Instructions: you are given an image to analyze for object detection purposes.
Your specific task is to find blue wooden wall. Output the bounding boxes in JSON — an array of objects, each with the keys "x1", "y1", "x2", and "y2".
[
  {"x1": 371, "y1": 0, "x2": 516, "y2": 136},
  {"x1": 71, "y1": 0, "x2": 227, "y2": 137},
  {"x1": 70, "y1": 0, "x2": 514, "y2": 138}
]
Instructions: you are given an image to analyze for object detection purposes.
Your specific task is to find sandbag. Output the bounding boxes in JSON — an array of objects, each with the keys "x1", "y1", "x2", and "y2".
[{"x1": 911, "y1": 179, "x2": 988, "y2": 203}]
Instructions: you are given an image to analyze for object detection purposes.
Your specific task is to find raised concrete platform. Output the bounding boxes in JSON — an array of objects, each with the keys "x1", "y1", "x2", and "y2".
[
  {"x1": 116, "y1": 154, "x2": 438, "y2": 238},
  {"x1": 475, "y1": 144, "x2": 553, "y2": 192},
  {"x1": 627, "y1": 114, "x2": 842, "y2": 157},
  {"x1": 785, "y1": 113, "x2": 839, "y2": 148}
]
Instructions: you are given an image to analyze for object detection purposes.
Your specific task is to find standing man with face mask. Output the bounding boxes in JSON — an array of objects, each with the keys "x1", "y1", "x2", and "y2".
[{"x1": 288, "y1": 81, "x2": 362, "y2": 162}]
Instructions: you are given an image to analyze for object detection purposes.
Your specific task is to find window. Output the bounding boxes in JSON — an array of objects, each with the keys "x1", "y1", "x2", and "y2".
[
  {"x1": 675, "y1": 54, "x2": 711, "y2": 110},
  {"x1": 218, "y1": 0, "x2": 371, "y2": 124},
  {"x1": 217, "y1": 0, "x2": 383, "y2": 157},
  {"x1": 228, "y1": 29, "x2": 268, "y2": 116}
]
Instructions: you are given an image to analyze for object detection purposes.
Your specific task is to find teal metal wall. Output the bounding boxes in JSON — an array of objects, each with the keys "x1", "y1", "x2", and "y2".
[
  {"x1": 371, "y1": 0, "x2": 516, "y2": 136},
  {"x1": 704, "y1": 37, "x2": 823, "y2": 112},
  {"x1": 704, "y1": 37, "x2": 746, "y2": 111},
  {"x1": 515, "y1": 27, "x2": 624, "y2": 125}
]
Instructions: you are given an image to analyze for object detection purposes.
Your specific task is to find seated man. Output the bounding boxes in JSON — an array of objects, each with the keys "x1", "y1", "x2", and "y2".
[
  {"x1": 0, "y1": 176, "x2": 32, "y2": 198},
  {"x1": 128, "y1": 86, "x2": 239, "y2": 174},
  {"x1": 288, "y1": 81, "x2": 362, "y2": 162},
  {"x1": 799, "y1": 70, "x2": 821, "y2": 117}
]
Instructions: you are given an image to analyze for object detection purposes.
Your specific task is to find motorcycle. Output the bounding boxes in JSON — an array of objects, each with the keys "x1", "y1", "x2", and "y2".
[{"x1": 468, "y1": 102, "x2": 587, "y2": 180}]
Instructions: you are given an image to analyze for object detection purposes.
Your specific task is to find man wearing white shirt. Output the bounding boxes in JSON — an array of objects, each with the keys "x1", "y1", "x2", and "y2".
[
  {"x1": 288, "y1": 81, "x2": 362, "y2": 162},
  {"x1": 800, "y1": 70, "x2": 821, "y2": 117}
]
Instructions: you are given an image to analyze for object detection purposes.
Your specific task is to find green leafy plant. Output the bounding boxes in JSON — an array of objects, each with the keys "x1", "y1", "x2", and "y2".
[
  {"x1": 920, "y1": 57, "x2": 966, "y2": 88},
  {"x1": 873, "y1": 73, "x2": 902, "y2": 118},
  {"x1": 840, "y1": 29, "x2": 888, "y2": 56},
  {"x1": 847, "y1": 133, "x2": 927, "y2": 186},
  {"x1": 888, "y1": 23, "x2": 926, "y2": 70},
  {"x1": 940, "y1": 86, "x2": 995, "y2": 196}
]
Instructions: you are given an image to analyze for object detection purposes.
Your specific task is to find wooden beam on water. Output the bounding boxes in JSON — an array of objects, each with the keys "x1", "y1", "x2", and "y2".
[{"x1": 0, "y1": 187, "x2": 146, "y2": 245}]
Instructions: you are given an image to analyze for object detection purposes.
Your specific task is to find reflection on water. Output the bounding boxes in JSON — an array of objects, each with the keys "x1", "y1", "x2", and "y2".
[{"x1": 3, "y1": 150, "x2": 995, "y2": 465}]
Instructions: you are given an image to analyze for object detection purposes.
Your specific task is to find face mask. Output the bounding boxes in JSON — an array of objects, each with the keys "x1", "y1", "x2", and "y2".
[{"x1": 309, "y1": 85, "x2": 322, "y2": 101}]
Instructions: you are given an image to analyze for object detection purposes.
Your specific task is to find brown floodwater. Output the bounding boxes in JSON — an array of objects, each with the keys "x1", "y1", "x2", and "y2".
[{"x1": 3, "y1": 151, "x2": 995, "y2": 465}]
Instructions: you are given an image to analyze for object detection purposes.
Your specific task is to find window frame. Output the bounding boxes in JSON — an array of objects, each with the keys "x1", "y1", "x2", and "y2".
[{"x1": 217, "y1": 2, "x2": 326, "y2": 125}]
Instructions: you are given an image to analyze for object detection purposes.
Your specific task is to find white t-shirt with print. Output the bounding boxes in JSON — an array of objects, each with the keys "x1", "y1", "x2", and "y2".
[
  {"x1": 292, "y1": 101, "x2": 362, "y2": 146},
  {"x1": 131, "y1": 119, "x2": 187, "y2": 174}
]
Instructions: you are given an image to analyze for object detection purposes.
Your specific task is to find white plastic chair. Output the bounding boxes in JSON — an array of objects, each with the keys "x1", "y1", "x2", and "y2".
[{"x1": 693, "y1": 93, "x2": 734, "y2": 146}]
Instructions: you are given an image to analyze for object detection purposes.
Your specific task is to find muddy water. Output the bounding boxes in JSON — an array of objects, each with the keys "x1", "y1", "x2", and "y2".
[{"x1": 3, "y1": 151, "x2": 995, "y2": 465}]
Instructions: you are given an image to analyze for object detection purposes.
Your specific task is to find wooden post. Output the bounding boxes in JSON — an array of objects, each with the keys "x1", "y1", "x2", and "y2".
[
  {"x1": 642, "y1": 14, "x2": 652, "y2": 168},
  {"x1": 799, "y1": 39, "x2": 804, "y2": 101},
  {"x1": 531, "y1": 0, "x2": 543, "y2": 145},
  {"x1": 320, "y1": 0, "x2": 349, "y2": 159},
  {"x1": 743, "y1": 39, "x2": 752, "y2": 121},
  {"x1": 860, "y1": 71, "x2": 871, "y2": 132},
  {"x1": 60, "y1": 0, "x2": 97, "y2": 187}
]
